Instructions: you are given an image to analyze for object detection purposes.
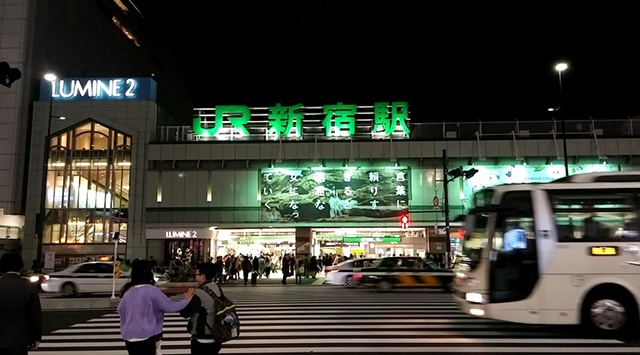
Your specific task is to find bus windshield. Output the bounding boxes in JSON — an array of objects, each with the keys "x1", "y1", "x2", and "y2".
[{"x1": 460, "y1": 211, "x2": 488, "y2": 269}]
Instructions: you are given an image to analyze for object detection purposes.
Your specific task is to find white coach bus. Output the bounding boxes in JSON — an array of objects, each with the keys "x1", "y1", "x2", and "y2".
[{"x1": 452, "y1": 173, "x2": 640, "y2": 337}]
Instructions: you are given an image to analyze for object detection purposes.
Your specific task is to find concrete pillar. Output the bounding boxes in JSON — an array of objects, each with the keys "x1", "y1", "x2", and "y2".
[{"x1": 295, "y1": 227, "x2": 312, "y2": 257}]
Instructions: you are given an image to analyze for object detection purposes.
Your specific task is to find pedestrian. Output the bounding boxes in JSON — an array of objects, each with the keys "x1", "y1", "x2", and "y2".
[
  {"x1": 251, "y1": 256, "x2": 259, "y2": 285},
  {"x1": 264, "y1": 256, "x2": 272, "y2": 278},
  {"x1": 241, "y1": 255, "x2": 252, "y2": 285},
  {"x1": 213, "y1": 256, "x2": 224, "y2": 283},
  {"x1": 118, "y1": 259, "x2": 194, "y2": 355},
  {"x1": 295, "y1": 257, "x2": 303, "y2": 284},
  {"x1": 281, "y1": 254, "x2": 289, "y2": 285},
  {"x1": 180, "y1": 262, "x2": 224, "y2": 355},
  {"x1": 0, "y1": 252, "x2": 42, "y2": 355}
]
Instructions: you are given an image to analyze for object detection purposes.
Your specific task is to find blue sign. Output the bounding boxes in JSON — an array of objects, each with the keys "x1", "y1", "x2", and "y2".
[{"x1": 40, "y1": 77, "x2": 157, "y2": 101}]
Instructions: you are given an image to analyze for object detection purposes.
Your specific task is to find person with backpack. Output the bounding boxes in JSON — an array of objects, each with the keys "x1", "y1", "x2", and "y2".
[{"x1": 180, "y1": 261, "x2": 239, "y2": 355}]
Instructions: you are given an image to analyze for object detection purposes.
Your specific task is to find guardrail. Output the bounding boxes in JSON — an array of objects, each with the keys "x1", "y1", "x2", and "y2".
[{"x1": 157, "y1": 117, "x2": 640, "y2": 143}]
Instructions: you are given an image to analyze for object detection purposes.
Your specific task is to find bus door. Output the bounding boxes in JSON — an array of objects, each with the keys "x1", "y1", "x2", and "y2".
[{"x1": 488, "y1": 191, "x2": 540, "y2": 305}]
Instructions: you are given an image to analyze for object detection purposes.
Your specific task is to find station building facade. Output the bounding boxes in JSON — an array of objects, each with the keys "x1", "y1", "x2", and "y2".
[{"x1": 19, "y1": 77, "x2": 640, "y2": 270}]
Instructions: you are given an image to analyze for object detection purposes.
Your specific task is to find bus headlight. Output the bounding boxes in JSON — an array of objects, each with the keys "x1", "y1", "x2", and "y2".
[{"x1": 466, "y1": 292, "x2": 489, "y2": 304}]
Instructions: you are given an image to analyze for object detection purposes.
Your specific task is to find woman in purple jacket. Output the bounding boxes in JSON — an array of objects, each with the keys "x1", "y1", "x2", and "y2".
[{"x1": 118, "y1": 259, "x2": 194, "y2": 355}]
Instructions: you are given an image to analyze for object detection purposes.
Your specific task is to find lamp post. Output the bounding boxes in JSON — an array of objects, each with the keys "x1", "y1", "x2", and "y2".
[
  {"x1": 554, "y1": 62, "x2": 570, "y2": 177},
  {"x1": 36, "y1": 73, "x2": 57, "y2": 268}
]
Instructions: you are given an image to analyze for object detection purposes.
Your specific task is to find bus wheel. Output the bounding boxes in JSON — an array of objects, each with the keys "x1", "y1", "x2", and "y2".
[{"x1": 582, "y1": 292, "x2": 637, "y2": 338}]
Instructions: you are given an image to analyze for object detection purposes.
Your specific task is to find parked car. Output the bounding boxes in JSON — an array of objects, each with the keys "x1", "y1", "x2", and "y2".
[
  {"x1": 41, "y1": 261, "x2": 168, "y2": 297},
  {"x1": 354, "y1": 256, "x2": 454, "y2": 292},
  {"x1": 324, "y1": 257, "x2": 378, "y2": 288}
]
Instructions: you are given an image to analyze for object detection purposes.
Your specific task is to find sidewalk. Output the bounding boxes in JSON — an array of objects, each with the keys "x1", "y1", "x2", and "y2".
[{"x1": 40, "y1": 275, "x2": 325, "y2": 310}]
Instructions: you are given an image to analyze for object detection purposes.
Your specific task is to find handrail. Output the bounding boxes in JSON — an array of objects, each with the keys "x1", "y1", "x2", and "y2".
[{"x1": 156, "y1": 117, "x2": 640, "y2": 143}]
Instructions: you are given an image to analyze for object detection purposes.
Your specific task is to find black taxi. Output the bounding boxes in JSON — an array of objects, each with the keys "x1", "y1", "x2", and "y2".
[{"x1": 354, "y1": 256, "x2": 453, "y2": 292}]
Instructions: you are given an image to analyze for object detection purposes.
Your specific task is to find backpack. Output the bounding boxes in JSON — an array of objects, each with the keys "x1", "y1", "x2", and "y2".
[{"x1": 198, "y1": 282, "x2": 240, "y2": 343}]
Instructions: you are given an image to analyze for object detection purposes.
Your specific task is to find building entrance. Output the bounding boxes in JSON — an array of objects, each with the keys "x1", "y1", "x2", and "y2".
[{"x1": 164, "y1": 239, "x2": 207, "y2": 272}]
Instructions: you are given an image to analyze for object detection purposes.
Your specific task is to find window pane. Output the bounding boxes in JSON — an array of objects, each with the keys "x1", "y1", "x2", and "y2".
[{"x1": 550, "y1": 189, "x2": 640, "y2": 241}]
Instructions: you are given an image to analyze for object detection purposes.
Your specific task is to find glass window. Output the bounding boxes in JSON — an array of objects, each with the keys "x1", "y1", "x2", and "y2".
[
  {"x1": 489, "y1": 191, "x2": 539, "y2": 303},
  {"x1": 549, "y1": 189, "x2": 640, "y2": 241},
  {"x1": 42, "y1": 120, "x2": 130, "y2": 245}
]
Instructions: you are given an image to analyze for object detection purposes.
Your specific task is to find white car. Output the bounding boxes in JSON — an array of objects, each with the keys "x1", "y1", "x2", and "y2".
[
  {"x1": 324, "y1": 258, "x2": 378, "y2": 288},
  {"x1": 41, "y1": 261, "x2": 168, "y2": 296}
]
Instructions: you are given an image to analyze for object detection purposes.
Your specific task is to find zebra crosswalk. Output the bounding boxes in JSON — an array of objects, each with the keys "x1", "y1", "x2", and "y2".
[{"x1": 33, "y1": 292, "x2": 640, "y2": 354}]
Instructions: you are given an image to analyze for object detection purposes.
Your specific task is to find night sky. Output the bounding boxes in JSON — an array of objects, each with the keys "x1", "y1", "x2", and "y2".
[{"x1": 137, "y1": 2, "x2": 640, "y2": 122}]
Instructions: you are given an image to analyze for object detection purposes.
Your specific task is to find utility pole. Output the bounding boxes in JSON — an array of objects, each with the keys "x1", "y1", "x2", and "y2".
[
  {"x1": 442, "y1": 149, "x2": 450, "y2": 268},
  {"x1": 555, "y1": 62, "x2": 570, "y2": 177},
  {"x1": 441, "y1": 149, "x2": 478, "y2": 268}
]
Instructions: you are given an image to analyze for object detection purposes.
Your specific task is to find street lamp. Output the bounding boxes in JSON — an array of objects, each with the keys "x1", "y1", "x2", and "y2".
[
  {"x1": 36, "y1": 73, "x2": 57, "y2": 268},
  {"x1": 554, "y1": 62, "x2": 570, "y2": 177}
]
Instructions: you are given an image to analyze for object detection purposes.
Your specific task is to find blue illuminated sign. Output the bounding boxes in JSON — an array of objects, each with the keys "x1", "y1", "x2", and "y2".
[{"x1": 40, "y1": 77, "x2": 157, "y2": 101}]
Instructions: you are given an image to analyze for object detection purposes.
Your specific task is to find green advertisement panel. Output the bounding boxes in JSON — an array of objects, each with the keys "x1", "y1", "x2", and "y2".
[
  {"x1": 260, "y1": 167, "x2": 409, "y2": 222},
  {"x1": 461, "y1": 163, "x2": 619, "y2": 210}
]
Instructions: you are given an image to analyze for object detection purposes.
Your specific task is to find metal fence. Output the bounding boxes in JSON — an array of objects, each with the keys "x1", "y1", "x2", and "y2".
[{"x1": 157, "y1": 117, "x2": 640, "y2": 143}]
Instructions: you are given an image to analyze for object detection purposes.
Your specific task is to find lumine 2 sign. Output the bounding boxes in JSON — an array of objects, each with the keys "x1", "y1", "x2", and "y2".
[
  {"x1": 193, "y1": 101, "x2": 411, "y2": 139},
  {"x1": 40, "y1": 77, "x2": 157, "y2": 101}
]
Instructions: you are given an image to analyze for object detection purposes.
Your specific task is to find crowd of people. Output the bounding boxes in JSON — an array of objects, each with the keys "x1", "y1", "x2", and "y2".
[{"x1": 206, "y1": 252, "x2": 375, "y2": 285}]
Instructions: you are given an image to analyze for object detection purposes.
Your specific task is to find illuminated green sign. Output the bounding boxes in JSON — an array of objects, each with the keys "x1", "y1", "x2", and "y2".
[
  {"x1": 192, "y1": 105, "x2": 251, "y2": 136},
  {"x1": 343, "y1": 237, "x2": 402, "y2": 243},
  {"x1": 461, "y1": 163, "x2": 620, "y2": 210},
  {"x1": 193, "y1": 102, "x2": 411, "y2": 140},
  {"x1": 260, "y1": 166, "x2": 409, "y2": 222}
]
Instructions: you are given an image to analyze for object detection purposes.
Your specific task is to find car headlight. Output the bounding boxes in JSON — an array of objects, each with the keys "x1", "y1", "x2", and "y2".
[
  {"x1": 29, "y1": 275, "x2": 40, "y2": 283},
  {"x1": 465, "y1": 292, "x2": 489, "y2": 304}
]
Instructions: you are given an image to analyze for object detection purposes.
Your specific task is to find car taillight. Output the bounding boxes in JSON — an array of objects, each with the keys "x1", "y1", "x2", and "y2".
[{"x1": 353, "y1": 273, "x2": 362, "y2": 279}]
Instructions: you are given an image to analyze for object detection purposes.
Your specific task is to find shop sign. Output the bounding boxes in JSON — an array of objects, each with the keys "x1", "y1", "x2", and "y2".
[
  {"x1": 40, "y1": 77, "x2": 157, "y2": 101},
  {"x1": 343, "y1": 237, "x2": 402, "y2": 243},
  {"x1": 146, "y1": 228, "x2": 212, "y2": 239},
  {"x1": 260, "y1": 166, "x2": 409, "y2": 222},
  {"x1": 192, "y1": 102, "x2": 411, "y2": 140}
]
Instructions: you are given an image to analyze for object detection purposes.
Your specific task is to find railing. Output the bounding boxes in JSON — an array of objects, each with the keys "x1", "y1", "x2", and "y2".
[{"x1": 156, "y1": 117, "x2": 640, "y2": 143}]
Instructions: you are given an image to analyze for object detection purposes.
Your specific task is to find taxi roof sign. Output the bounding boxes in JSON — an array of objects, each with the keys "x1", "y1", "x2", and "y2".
[{"x1": 590, "y1": 246, "x2": 618, "y2": 256}]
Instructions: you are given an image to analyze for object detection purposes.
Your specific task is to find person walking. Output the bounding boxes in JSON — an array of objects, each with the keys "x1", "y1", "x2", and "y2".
[
  {"x1": 281, "y1": 254, "x2": 290, "y2": 285},
  {"x1": 264, "y1": 256, "x2": 272, "y2": 278},
  {"x1": 0, "y1": 253, "x2": 42, "y2": 355},
  {"x1": 241, "y1": 255, "x2": 252, "y2": 285},
  {"x1": 251, "y1": 256, "x2": 259, "y2": 285},
  {"x1": 295, "y1": 257, "x2": 304, "y2": 284},
  {"x1": 118, "y1": 259, "x2": 194, "y2": 355},
  {"x1": 180, "y1": 262, "x2": 224, "y2": 355}
]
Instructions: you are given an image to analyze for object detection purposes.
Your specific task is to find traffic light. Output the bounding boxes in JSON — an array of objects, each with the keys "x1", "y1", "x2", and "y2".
[
  {"x1": 400, "y1": 214, "x2": 410, "y2": 229},
  {"x1": 0, "y1": 61, "x2": 22, "y2": 88},
  {"x1": 448, "y1": 167, "x2": 478, "y2": 180},
  {"x1": 113, "y1": 260, "x2": 121, "y2": 279}
]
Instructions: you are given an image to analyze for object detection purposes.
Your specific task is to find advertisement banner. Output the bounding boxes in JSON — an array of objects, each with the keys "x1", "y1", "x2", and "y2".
[
  {"x1": 461, "y1": 164, "x2": 619, "y2": 210},
  {"x1": 260, "y1": 167, "x2": 409, "y2": 222}
]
